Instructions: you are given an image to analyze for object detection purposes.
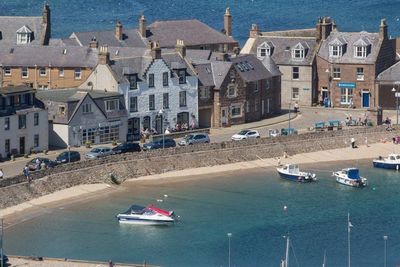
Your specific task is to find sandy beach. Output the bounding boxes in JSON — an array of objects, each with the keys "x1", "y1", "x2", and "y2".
[{"x1": 0, "y1": 141, "x2": 395, "y2": 222}]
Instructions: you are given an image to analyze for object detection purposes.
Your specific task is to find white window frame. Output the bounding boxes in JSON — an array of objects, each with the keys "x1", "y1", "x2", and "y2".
[
  {"x1": 333, "y1": 67, "x2": 341, "y2": 80},
  {"x1": 21, "y1": 67, "x2": 29, "y2": 78},
  {"x1": 292, "y1": 87, "x2": 299, "y2": 100},
  {"x1": 230, "y1": 104, "x2": 242, "y2": 118},
  {"x1": 257, "y1": 42, "x2": 272, "y2": 58},
  {"x1": 17, "y1": 33, "x2": 30, "y2": 44},
  {"x1": 130, "y1": 96, "x2": 138, "y2": 112},
  {"x1": 354, "y1": 46, "x2": 367, "y2": 58},
  {"x1": 292, "y1": 44, "x2": 305, "y2": 60},
  {"x1": 199, "y1": 87, "x2": 210, "y2": 100},
  {"x1": 59, "y1": 68, "x2": 64, "y2": 77},
  {"x1": 74, "y1": 68, "x2": 82, "y2": 80},
  {"x1": 329, "y1": 45, "x2": 343, "y2": 57},
  {"x1": 292, "y1": 67, "x2": 300, "y2": 80},
  {"x1": 82, "y1": 103, "x2": 92, "y2": 114},
  {"x1": 227, "y1": 84, "x2": 236, "y2": 98},
  {"x1": 356, "y1": 67, "x2": 364, "y2": 81},
  {"x1": 39, "y1": 67, "x2": 46, "y2": 77},
  {"x1": 4, "y1": 67, "x2": 11, "y2": 76},
  {"x1": 340, "y1": 88, "x2": 354, "y2": 104},
  {"x1": 105, "y1": 99, "x2": 119, "y2": 112}
]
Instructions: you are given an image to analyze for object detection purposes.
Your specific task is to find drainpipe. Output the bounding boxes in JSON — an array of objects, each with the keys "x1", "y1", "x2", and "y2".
[
  {"x1": 48, "y1": 63, "x2": 51, "y2": 89},
  {"x1": 34, "y1": 64, "x2": 37, "y2": 89}
]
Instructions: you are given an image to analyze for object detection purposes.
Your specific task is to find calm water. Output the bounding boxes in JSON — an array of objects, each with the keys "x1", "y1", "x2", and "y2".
[
  {"x1": 1, "y1": 0, "x2": 400, "y2": 45},
  {"x1": 4, "y1": 160, "x2": 400, "y2": 266}
]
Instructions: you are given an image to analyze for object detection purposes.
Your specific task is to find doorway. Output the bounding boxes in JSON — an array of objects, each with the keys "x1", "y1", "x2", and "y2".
[
  {"x1": 19, "y1": 136, "x2": 25, "y2": 155},
  {"x1": 362, "y1": 91, "x2": 370, "y2": 108},
  {"x1": 221, "y1": 107, "x2": 228, "y2": 126}
]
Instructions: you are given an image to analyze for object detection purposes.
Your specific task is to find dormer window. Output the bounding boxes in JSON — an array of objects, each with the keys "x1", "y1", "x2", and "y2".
[
  {"x1": 329, "y1": 45, "x2": 343, "y2": 57},
  {"x1": 354, "y1": 46, "x2": 367, "y2": 58},
  {"x1": 292, "y1": 43, "x2": 305, "y2": 60},
  {"x1": 16, "y1": 25, "x2": 33, "y2": 44},
  {"x1": 125, "y1": 74, "x2": 138, "y2": 90},
  {"x1": 257, "y1": 42, "x2": 273, "y2": 58},
  {"x1": 353, "y1": 38, "x2": 371, "y2": 58}
]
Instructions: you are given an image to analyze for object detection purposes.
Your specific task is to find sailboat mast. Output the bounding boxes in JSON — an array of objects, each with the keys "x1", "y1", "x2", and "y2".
[
  {"x1": 285, "y1": 234, "x2": 290, "y2": 267},
  {"x1": 348, "y1": 213, "x2": 351, "y2": 267}
]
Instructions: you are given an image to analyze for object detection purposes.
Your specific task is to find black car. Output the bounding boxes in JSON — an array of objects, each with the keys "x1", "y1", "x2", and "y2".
[
  {"x1": 56, "y1": 151, "x2": 81, "y2": 163},
  {"x1": 142, "y1": 139, "x2": 176, "y2": 151},
  {"x1": 112, "y1": 142, "x2": 141, "y2": 154}
]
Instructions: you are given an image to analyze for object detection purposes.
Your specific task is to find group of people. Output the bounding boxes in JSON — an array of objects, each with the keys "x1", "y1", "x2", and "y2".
[
  {"x1": 344, "y1": 115, "x2": 369, "y2": 126},
  {"x1": 140, "y1": 121, "x2": 196, "y2": 139}
]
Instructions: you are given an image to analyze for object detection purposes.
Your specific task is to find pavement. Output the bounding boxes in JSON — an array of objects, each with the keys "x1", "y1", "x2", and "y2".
[{"x1": 0, "y1": 106, "x2": 397, "y2": 178}]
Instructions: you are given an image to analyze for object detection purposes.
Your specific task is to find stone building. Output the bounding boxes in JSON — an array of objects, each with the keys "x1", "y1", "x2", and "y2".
[
  {"x1": 193, "y1": 53, "x2": 281, "y2": 128},
  {"x1": 36, "y1": 89, "x2": 127, "y2": 148},
  {"x1": 0, "y1": 3, "x2": 51, "y2": 47},
  {"x1": 80, "y1": 44, "x2": 198, "y2": 141},
  {"x1": 0, "y1": 85, "x2": 48, "y2": 159},
  {"x1": 376, "y1": 61, "x2": 400, "y2": 109},
  {"x1": 67, "y1": 8, "x2": 238, "y2": 53},
  {"x1": 0, "y1": 46, "x2": 98, "y2": 89},
  {"x1": 241, "y1": 22, "x2": 320, "y2": 107},
  {"x1": 316, "y1": 19, "x2": 396, "y2": 108}
]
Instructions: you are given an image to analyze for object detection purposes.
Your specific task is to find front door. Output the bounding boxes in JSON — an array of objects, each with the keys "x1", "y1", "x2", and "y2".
[
  {"x1": 261, "y1": 100, "x2": 265, "y2": 116},
  {"x1": 155, "y1": 115, "x2": 163, "y2": 134},
  {"x1": 221, "y1": 107, "x2": 228, "y2": 126},
  {"x1": 362, "y1": 92, "x2": 370, "y2": 108},
  {"x1": 19, "y1": 136, "x2": 25, "y2": 155}
]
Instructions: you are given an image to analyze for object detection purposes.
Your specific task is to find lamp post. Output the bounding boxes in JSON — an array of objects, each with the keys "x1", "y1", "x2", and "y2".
[
  {"x1": 288, "y1": 102, "x2": 291, "y2": 134},
  {"x1": 325, "y1": 68, "x2": 331, "y2": 107},
  {"x1": 392, "y1": 87, "x2": 399, "y2": 125},
  {"x1": 1, "y1": 218, "x2": 4, "y2": 267},
  {"x1": 383, "y1": 235, "x2": 388, "y2": 267},
  {"x1": 227, "y1": 233, "x2": 232, "y2": 267},
  {"x1": 158, "y1": 110, "x2": 165, "y2": 149},
  {"x1": 67, "y1": 145, "x2": 71, "y2": 163}
]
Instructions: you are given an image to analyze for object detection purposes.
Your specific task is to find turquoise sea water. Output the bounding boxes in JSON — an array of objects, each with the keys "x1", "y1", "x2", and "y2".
[
  {"x1": 4, "y1": 160, "x2": 400, "y2": 266},
  {"x1": 1, "y1": 0, "x2": 400, "y2": 45}
]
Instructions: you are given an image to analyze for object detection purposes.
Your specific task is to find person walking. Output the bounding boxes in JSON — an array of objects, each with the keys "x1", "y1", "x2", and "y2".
[
  {"x1": 351, "y1": 137, "x2": 356, "y2": 149},
  {"x1": 365, "y1": 136, "x2": 369, "y2": 147},
  {"x1": 0, "y1": 168, "x2": 3, "y2": 179},
  {"x1": 23, "y1": 165, "x2": 31, "y2": 183}
]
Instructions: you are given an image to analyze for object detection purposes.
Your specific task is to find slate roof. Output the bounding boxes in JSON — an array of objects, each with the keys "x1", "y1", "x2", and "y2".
[
  {"x1": 0, "y1": 16, "x2": 45, "y2": 46},
  {"x1": 245, "y1": 35, "x2": 318, "y2": 66},
  {"x1": 318, "y1": 31, "x2": 381, "y2": 64},
  {"x1": 231, "y1": 54, "x2": 275, "y2": 81},
  {"x1": 193, "y1": 63, "x2": 215, "y2": 87},
  {"x1": 377, "y1": 61, "x2": 400, "y2": 82},
  {"x1": 0, "y1": 46, "x2": 98, "y2": 67},
  {"x1": 147, "y1": 19, "x2": 237, "y2": 48},
  {"x1": 69, "y1": 29, "x2": 146, "y2": 48},
  {"x1": 0, "y1": 85, "x2": 35, "y2": 96},
  {"x1": 210, "y1": 61, "x2": 232, "y2": 89},
  {"x1": 261, "y1": 56, "x2": 282, "y2": 77}
]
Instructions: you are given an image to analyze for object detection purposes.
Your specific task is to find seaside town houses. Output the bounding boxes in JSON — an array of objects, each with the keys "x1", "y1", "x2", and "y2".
[
  {"x1": 241, "y1": 22, "x2": 319, "y2": 107},
  {"x1": 0, "y1": 85, "x2": 48, "y2": 160},
  {"x1": 316, "y1": 19, "x2": 396, "y2": 109}
]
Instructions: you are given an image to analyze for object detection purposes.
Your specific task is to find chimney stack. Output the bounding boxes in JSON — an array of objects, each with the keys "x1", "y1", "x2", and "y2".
[
  {"x1": 115, "y1": 21, "x2": 123, "y2": 41},
  {"x1": 89, "y1": 36, "x2": 98, "y2": 48},
  {"x1": 317, "y1": 17, "x2": 333, "y2": 41},
  {"x1": 380, "y1": 18, "x2": 388, "y2": 40},
  {"x1": 151, "y1": 42, "x2": 162, "y2": 59},
  {"x1": 139, "y1": 15, "x2": 146, "y2": 38},
  {"x1": 249, "y1": 24, "x2": 260, "y2": 38},
  {"x1": 224, "y1": 7, "x2": 232, "y2": 36},
  {"x1": 42, "y1": 3, "x2": 51, "y2": 45},
  {"x1": 98, "y1": 45, "x2": 110, "y2": 65},
  {"x1": 175, "y1": 39, "x2": 186, "y2": 58}
]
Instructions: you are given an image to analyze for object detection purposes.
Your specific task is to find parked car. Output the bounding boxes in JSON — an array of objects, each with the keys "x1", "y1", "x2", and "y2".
[
  {"x1": 281, "y1": 128, "x2": 298, "y2": 136},
  {"x1": 85, "y1": 147, "x2": 113, "y2": 159},
  {"x1": 27, "y1": 157, "x2": 57, "y2": 171},
  {"x1": 112, "y1": 142, "x2": 141, "y2": 154},
  {"x1": 231, "y1": 129, "x2": 260, "y2": 141},
  {"x1": 179, "y1": 133, "x2": 210, "y2": 146},
  {"x1": 56, "y1": 151, "x2": 81, "y2": 163},
  {"x1": 269, "y1": 129, "x2": 280, "y2": 137},
  {"x1": 142, "y1": 139, "x2": 176, "y2": 151}
]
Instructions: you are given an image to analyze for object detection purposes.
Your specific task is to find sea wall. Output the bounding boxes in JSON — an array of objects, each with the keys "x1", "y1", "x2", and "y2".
[{"x1": 0, "y1": 126, "x2": 397, "y2": 209}]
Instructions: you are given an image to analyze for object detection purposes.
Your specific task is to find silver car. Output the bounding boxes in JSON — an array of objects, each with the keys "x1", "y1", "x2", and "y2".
[
  {"x1": 85, "y1": 147, "x2": 113, "y2": 159},
  {"x1": 179, "y1": 133, "x2": 210, "y2": 146}
]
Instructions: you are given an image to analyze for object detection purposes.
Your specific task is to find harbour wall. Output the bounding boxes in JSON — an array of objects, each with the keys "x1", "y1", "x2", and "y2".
[{"x1": 0, "y1": 126, "x2": 397, "y2": 209}]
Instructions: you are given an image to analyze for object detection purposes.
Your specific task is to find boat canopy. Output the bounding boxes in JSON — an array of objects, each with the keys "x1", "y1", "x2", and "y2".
[
  {"x1": 347, "y1": 168, "x2": 360, "y2": 179},
  {"x1": 147, "y1": 205, "x2": 173, "y2": 216}
]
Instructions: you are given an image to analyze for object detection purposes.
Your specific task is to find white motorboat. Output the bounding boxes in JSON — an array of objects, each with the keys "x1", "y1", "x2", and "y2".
[
  {"x1": 372, "y1": 154, "x2": 400, "y2": 170},
  {"x1": 116, "y1": 204, "x2": 176, "y2": 225},
  {"x1": 333, "y1": 168, "x2": 368, "y2": 187},
  {"x1": 277, "y1": 164, "x2": 316, "y2": 183}
]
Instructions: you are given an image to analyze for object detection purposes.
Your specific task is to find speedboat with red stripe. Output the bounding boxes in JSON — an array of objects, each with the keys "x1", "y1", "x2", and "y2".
[{"x1": 116, "y1": 204, "x2": 176, "y2": 225}]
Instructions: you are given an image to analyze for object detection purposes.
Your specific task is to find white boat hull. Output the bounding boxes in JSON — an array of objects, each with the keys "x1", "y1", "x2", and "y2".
[{"x1": 334, "y1": 172, "x2": 367, "y2": 188}]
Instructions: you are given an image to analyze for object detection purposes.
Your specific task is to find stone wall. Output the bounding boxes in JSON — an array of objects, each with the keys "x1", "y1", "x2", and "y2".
[{"x1": 0, "y1": 126, "x2": 397, "y2": 209}]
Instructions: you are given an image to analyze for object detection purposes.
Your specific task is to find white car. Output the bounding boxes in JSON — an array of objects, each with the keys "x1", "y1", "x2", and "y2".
[
  {"x1": 231, "y1": 129, "x2": 260, "y2": 141},
  {"x1": 269, "y1": 129, "x2": 280, "y2": 137}
]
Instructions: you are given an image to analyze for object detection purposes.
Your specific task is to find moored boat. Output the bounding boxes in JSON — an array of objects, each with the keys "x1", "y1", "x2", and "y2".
[
  {"x1": 373, "y1": 154, "x2": 400, "y2": 170},
  {"x1": 333, "y1": 168, "x2": 368, "y2": 187},
  {"x1": 116, "y1": 204, "x2": 176, "y2": 225},
  {"x1": 276, "y1": 164, "x2": 316, "y2": 183}
]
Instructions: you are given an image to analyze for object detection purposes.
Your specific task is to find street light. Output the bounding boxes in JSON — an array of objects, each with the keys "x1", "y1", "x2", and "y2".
[
  {"x1": 383, "y1": 235, "x2": 388, "y2": 267},
  {"x1": 1, "y1": 218, "x2": 4, "y2": 267},
  {"x1": 288, "y1": 102, "x2": 291, "y2": 134},
  {"x1": 227, "y1": 233, "x2": 232, "y2": 267},
  {"x1": 392, "y1": 87, "x2": 399, "y2": 125},
  {"x1": 158, "y1": 110, "x2": 165, "y2": 149}
]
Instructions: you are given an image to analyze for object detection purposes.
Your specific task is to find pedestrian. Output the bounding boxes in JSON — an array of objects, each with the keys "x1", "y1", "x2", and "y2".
[
  {"x1": 277, "y1": 157, "x2": 281, "y2": 166},
  {"x1": 35, "y1": 158, "x2": 41, "y2": 170},
  {"x1": 0, "y1": 168, "x2": 3, "y2": 179},
  {"x1": 351, "y1": 137, "x2": 356, "y2": 149},
  {"x1": 365, "y1": 136, "x2": 369, "y2": 147},
  {"x1": 109, "y1": 260, "x2": 114, "y2": 267},
  {"x1": 294, "y1": 102, "x2": 299, "y2": 113},
  {"x1": 23, "y1": 165, "x2": 31, "y2": 183}
]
